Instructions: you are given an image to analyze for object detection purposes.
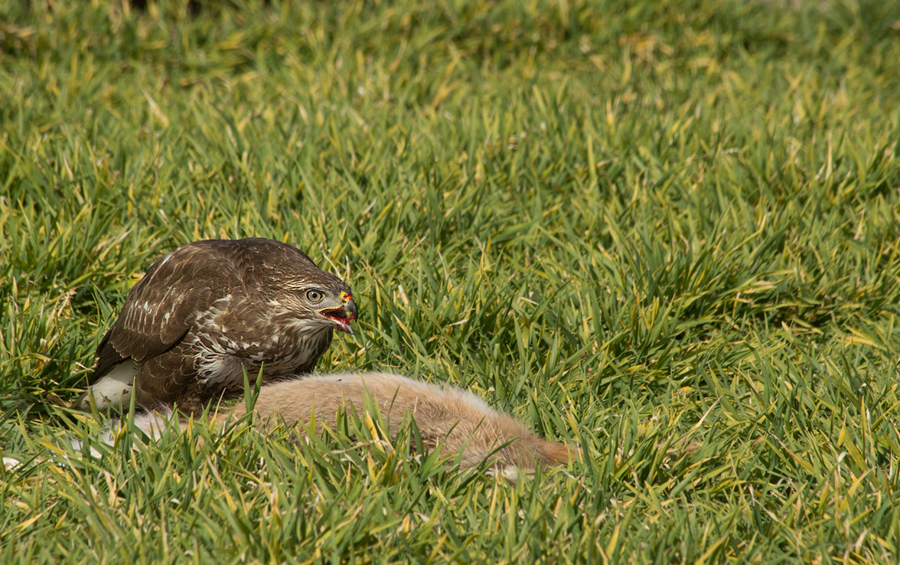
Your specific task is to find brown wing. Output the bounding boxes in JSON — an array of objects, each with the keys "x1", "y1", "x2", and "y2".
[{"x1": 91, "y1": 243, "x2": 239, "y2": 383}]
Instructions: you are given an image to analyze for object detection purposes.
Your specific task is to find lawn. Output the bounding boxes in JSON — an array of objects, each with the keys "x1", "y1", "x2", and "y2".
[{"x1": 2, "y1": 0, "x2": 900, "y2": 562}]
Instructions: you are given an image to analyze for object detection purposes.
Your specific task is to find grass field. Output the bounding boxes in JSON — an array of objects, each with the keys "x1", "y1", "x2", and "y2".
[{"x1": 2, "y1": 0, "x2": 900, "y2": 562}]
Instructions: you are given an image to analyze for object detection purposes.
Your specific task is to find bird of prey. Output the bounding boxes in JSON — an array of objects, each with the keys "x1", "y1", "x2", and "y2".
[{"x1": 77, "y1": 238, "x2": 358, "y2": 414}]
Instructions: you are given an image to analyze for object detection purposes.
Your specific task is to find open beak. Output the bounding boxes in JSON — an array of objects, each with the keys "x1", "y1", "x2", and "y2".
[{"x1": 318, "y1": 292, "x2": 358, "y2": 335}]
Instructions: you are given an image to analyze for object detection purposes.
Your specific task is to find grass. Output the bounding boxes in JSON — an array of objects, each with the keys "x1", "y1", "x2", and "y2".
[{"x1": 1, "y1": 0, "x2": 900, "y2": 561}]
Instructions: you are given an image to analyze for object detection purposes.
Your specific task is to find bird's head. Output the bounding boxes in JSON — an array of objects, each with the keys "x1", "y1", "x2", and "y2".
[
  {"x1": 242, "y1": 239, "x2": 359, "y2": 335},
  {"x1": 306, "y1": 287, "x2": 358, "y2": 334},
  {"x1": 275, "y1": 277, "x2": 358, "y2": 335}
]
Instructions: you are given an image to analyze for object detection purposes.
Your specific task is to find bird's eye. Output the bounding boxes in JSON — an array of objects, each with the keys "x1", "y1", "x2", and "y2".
[{"x1": 306, "y1": 290, "x2": 324, "y2": 303}]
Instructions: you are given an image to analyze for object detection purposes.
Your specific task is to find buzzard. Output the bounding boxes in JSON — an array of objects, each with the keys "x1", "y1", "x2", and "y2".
[{"x1": 78, "y1": 238, "x2": 358, "y2": 414}]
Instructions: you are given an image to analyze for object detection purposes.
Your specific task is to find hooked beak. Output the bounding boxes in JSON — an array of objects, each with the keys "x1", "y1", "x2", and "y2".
[{"x1": 318, "y1": 292, "x2": 358, "y2": 335}]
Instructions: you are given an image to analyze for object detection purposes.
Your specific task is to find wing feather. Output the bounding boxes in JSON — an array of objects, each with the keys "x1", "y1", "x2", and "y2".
[{"x1": 91, "y1": 244, "x2": 238, "y2": 382}]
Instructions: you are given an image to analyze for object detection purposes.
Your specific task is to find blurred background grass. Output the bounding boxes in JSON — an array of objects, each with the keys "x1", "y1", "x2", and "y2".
[{"x1": 1, "y1": 0, "x2": 899, "y2": 562}]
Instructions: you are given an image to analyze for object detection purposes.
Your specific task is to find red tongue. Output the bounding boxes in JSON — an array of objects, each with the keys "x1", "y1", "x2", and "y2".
[{"x1": 324, "y1": 311, "x2": 354, "y2": 334}]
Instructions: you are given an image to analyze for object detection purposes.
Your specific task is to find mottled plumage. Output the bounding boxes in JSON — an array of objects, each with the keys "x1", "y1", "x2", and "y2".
[{"x1": 78, "y1": 238, "x2": 358, "y2": 414}]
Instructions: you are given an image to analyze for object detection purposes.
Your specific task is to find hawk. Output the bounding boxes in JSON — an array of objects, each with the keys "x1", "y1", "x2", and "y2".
[{"x1": 78, "y1": 238, "x2": 358, "y2": 414}]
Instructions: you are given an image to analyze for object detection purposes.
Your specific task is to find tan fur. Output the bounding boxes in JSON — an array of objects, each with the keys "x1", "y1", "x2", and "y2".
[{"x1": 213, "y1": 372, "x2": 574, "y2": 476}]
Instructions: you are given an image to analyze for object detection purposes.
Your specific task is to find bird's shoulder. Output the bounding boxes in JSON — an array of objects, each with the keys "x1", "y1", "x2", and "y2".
[{"x1": 92, "y1": 243, "x2": 246, "y2": 379}]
